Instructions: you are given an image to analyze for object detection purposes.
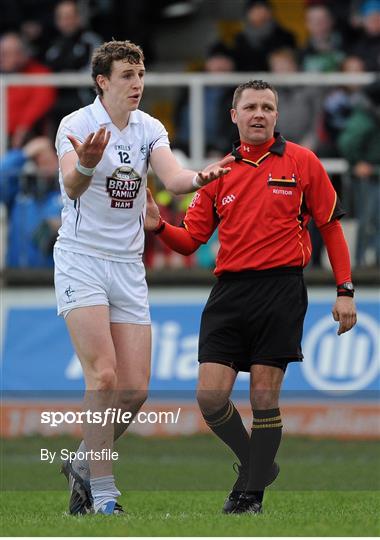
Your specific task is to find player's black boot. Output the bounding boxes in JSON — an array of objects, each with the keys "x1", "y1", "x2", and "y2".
[
  {"x1": 232, "y1": 492, "x2": 263, "y2": 514},
  {"x1": 222, "y1": 461, "x2": 279, "y2": 514},
  {"x1": 61, "y1": 459, "x2": 93, "y2": 515}
]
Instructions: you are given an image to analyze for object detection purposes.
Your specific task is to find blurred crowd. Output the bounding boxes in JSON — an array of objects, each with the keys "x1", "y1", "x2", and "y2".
[{"x1": 1, "y1": 0, "x2": 379, "y2": 272}]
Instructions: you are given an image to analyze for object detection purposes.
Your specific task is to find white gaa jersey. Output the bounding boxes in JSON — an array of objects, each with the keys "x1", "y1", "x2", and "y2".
[{"x1": 55, "y1": 96, "x2": 169, "y2": 261}]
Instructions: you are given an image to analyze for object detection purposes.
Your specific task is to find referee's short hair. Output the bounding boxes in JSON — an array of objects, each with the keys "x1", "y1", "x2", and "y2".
[
  {"x1": 92, "y1": 40, "x2": 145, "y2": 96},
  {"x1": 232, "y1": 80, "x2": 278, "y2": 109}
]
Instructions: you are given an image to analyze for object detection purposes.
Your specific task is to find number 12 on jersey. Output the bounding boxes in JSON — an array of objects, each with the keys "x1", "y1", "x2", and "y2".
[{"x1": 118, "y1": 151, "x2": 130, "y2": 164}]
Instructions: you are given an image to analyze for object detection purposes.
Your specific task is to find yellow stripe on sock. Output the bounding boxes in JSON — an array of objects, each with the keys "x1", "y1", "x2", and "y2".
[
  {"x1": 206, "y1": 401, "x2": 234, "y2": 427},
  {"x1": 252, "y1": 422, "x2": 283, "y2": 429},
  {"x1": 252, "y1": 415, "x2": 282, "y2": 423}
]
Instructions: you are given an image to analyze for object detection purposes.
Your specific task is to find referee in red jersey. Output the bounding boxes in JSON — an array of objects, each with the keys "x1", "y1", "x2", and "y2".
[{"x1": 145, "y1": 80, "x2": 357, "y2": 514}]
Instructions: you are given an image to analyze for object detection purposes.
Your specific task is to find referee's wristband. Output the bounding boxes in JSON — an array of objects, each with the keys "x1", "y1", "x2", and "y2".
[
  {"x1": 337, "y1": 290, "x2": 354, "y2": 298},
  {"x1": 154, "y1": 216, "x2": 166, "y2": 235},
  {"x1": 76, "y1": 161, "x2": 96, "y2": 176}
]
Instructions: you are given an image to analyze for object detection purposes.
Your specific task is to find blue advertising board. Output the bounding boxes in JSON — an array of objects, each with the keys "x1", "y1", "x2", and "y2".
[{"x1": 1, "y1": 289, "x2": 379, "y2": 398}]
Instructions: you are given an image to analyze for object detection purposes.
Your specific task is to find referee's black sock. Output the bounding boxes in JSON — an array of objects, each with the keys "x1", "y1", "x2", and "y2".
[
  {"x1": 246, "y1": 408, "x2": 282, "y2": 502},
  {"x1": 202, "y1": 400, "x2": 250, "y2": 468}
]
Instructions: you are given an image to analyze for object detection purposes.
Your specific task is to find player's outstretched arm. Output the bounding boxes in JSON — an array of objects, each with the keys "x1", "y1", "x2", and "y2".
[
  {"x1": 144, "y1": 188, "x2": 201, "y2": 255},
  {"x1": 195, "y1": 155, "x2": 235, "y2": 187},
  {"x1": 150, "y1": 147, "x2": 234, "y2": 194},
  {"x1": 61, "y1": 127, "x2": 111, "y2": 200}
]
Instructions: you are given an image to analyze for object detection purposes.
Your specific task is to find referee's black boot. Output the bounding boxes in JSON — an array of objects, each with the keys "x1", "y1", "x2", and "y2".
[
  {"x1": 222, "y1": 463, "x2": 248, "y2": 514},
  {"x1": 232, "y1": 492, "x2": 263, "y2": 515},
  {"x1": 222, "y1": 461, "x2": 279, "y2": 514}
]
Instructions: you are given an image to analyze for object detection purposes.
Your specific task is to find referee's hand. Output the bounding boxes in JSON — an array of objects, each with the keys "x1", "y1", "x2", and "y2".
[
  {"x1": 332, "y1": 297, "x2": 357, "y2": 335},
  {"x1": 67, "y1": 127, "x2": 111, "y2": 168}
]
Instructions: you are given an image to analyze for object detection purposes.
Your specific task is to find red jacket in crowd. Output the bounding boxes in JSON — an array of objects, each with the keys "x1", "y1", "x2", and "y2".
[{"x1": 7, "y1": 60, "x2": 57, "y2": 138}]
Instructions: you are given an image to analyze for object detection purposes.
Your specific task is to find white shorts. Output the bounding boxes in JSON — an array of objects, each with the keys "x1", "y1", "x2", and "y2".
[{"x1": 54, "y1": 247, "x2": 150, "y2": 324}]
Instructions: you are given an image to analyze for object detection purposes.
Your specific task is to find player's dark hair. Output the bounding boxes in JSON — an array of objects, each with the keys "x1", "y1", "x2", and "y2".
[
  {"x1": 92, "y1": 40, "x2": 145, "y2": 96},
  {"x1": 232, "y1": 80, "x2": 278, "y2": 108}
]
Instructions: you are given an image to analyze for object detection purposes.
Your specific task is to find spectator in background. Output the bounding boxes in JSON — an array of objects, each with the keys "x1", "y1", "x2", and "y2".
[
  {"x1": 318, "y1": 55, "x2": 365, "y2": 158},
  {"x1": 0, "y1": 137, "x2": 61, "y2": 268},
  {"x1": 307, "y1": 55, "x2": 367, "y2": 268},
  {"x1": 349, "y1": 0, "x2": 380, "y2": 71},
  {"x1": 319, "y1": 0, "x2": 363, "y2": 45},
  {"x1": 46, "y1": 0, "x2": 102, "y2": 72},
  {"x1": 301, "y1": 3, "x2": 346, "y2": 72},
  {"x1": 231, "y1": 0, "x2": 296, "y2": 72},
  {"x1": 89, "y1": 0, "x2": 160, "y2": 65},
  {"x1": 174, "y1": 43, "x2": 238, "y2": 157},
  {"x1": 338, "y1": 81, "x2": 380, "y2": 267},
  {"x1": 268, "y1": 48, "x2": 323, "y2": 151},
  {"x1": 20, "y1": 18, "x2": 55, "y2": 63},
  {"x1": 45, "y1": 0, "x2": 102, "y2": 124},
  {"x1": 0, "y1": 32, "x2": 57, "y2": 148}
]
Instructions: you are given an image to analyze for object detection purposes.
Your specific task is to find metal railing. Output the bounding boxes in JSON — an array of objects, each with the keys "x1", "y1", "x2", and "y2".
[{"x1": 1, "y1": 71, "x2": 377, "y2": 169}]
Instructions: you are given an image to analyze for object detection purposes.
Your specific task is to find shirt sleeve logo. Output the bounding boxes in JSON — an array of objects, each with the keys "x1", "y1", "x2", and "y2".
[
  {"x1": 140, "y1": 144, "x2": 148, "y2": 159},
  {"x1": 189, "y1": 191, "x2": 201, "y2": 208},
  {"x1": 106, "y1": 166, "x2": 142, "y2": 209}
]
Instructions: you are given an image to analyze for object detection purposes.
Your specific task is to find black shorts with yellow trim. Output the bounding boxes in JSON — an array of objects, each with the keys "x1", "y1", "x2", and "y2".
[{"x1": 198, "y1": 267, "x2": 308, "y2": 373}]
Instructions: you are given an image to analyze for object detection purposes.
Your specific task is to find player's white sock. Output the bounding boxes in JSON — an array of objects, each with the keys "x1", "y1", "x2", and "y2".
[
  {"x1": 72, "y1": 441, "x2": 90, "y2": 481},
  {"x1": 90, "y1": 475, "x2": 121, "y2": 513}
]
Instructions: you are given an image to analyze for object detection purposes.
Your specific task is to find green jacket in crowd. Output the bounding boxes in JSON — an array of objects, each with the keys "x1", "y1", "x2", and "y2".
[{"x1": 338, "y1": 100, "x2": 380, "y2": 178}]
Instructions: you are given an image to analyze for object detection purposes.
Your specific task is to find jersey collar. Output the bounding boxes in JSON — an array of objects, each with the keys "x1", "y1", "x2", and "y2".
[
  {"x1": 231, "y1": 132, "x2": 286, "y2": 164},
  {"x1": 91, "y1": 96, "x2": 140, "y2": 126}
]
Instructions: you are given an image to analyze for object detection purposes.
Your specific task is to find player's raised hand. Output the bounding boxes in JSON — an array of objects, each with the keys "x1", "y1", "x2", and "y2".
[
  {"x1": 332, "y1": 296, "x2": 357, "y2": 335},
  {"x1": 195, "y1": 155, "x2": 235, "y2": 187},
  {"x1": 67, "y1": 127, "x2": 111, "y2": 168},
  {"x1": 144, "y1": 188, "x2": 161, "y2": 231}
]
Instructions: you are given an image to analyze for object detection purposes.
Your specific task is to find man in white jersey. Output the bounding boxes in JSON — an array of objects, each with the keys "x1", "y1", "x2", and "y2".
[{"x1": 55, "y1": 40, "x2": 233, "y2": 515}]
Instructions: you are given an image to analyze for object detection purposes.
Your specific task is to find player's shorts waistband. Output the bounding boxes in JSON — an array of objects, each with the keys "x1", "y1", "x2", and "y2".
[{"x1": 218, "y1": 266, "x2": 303, "y2": 281}]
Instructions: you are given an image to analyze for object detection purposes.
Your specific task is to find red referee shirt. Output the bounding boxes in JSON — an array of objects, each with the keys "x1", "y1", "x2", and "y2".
[{"x1": 183, "y1": 133, "x2": 344, "y2": 275}]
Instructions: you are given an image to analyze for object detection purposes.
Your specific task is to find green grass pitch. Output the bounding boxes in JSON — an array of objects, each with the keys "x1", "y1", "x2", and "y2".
[{"x1": 1, "y1": 434, "x2": 379, "y2": 536}]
